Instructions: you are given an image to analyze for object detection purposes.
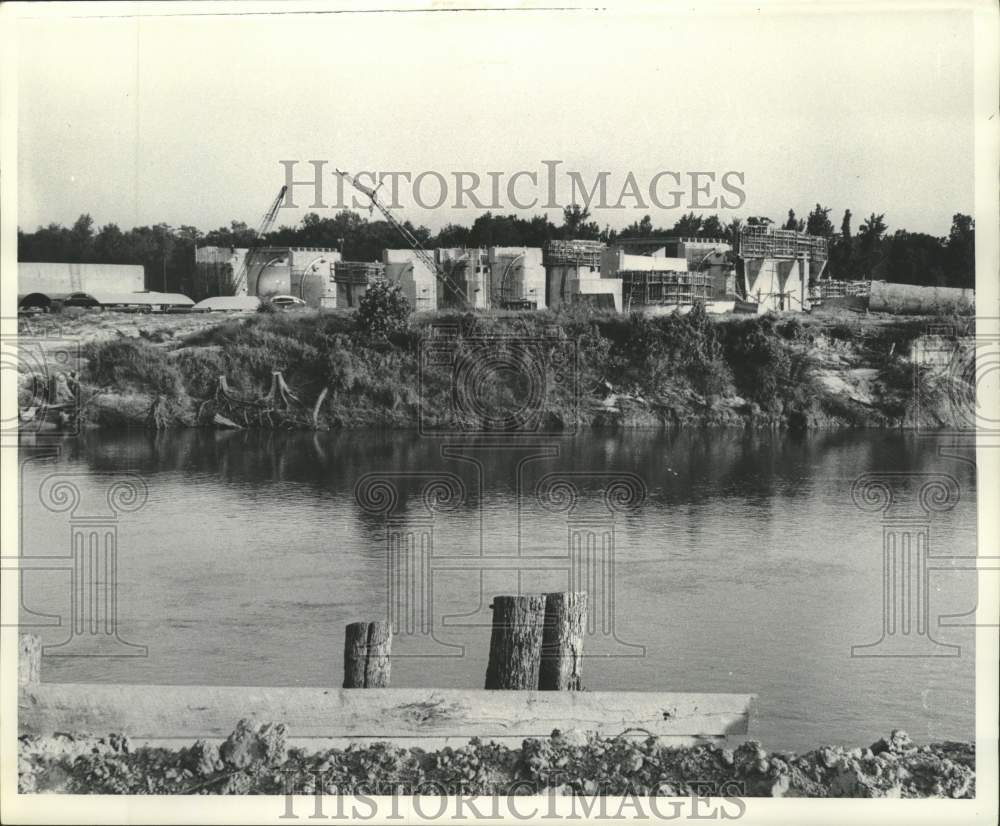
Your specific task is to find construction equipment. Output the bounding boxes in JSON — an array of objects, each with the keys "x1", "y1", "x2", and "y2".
[
  {"x1": 336, "y1": 169, "x2": 469, "y2": 307},
  {"x1": 232, "y1": 185, "x2": 288, "y2": 295}
]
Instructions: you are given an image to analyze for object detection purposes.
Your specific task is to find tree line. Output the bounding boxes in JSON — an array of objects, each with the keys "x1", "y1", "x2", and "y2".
[{"x1": 18, "y1": 204, "x2": 974, "y2": 298}]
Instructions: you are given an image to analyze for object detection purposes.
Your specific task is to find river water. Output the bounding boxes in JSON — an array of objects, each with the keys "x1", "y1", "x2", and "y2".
[{"x1": 18, "y1": 429, "x2": 977, "y2": 752}]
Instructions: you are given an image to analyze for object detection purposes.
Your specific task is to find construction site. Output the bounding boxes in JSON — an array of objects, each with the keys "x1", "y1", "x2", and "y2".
[
  {"x1": 181, "y1": 178, "x2": 849, "y2": 318},
  {"x1": 18, "y1": 176, "x2": 972, "y2": 319}
]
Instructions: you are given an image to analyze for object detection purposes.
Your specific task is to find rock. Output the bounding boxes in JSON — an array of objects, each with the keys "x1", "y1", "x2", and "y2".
[
  {"x1": 219, "y1": 720, "x2": 288, "y2": 769},
  {"x1": 624, "y1": 752, "x2": 644, "y2": 774},
  {"x1": 185, "y1": 740, "x2": 222, "y2": 777},
  {"x1": 213, "y1": 413, "x2": 242, "y2": 429},
  {"x1": 552, "y1": 728, "x2": 589, "y2": 748},
  {"x1": 817, "y1": 746, "x2": 839, "y2": 768},
  {"x1": 770, "y1": 774, "x2": 790, "y2": 797},
  {"x1": 733, "y1": 741, "x2": 767, "y2": 774},
  {"x1": 870, "y1": 730, "x2": 914, "y2": 757}
]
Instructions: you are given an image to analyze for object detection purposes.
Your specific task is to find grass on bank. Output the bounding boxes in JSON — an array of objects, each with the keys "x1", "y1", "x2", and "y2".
[{"x1": 78, "y1": 305, "x2": 956, "y2": 430}]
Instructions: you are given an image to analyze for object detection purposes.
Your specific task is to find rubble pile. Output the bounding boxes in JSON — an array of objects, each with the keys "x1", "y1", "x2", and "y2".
[{"x1": 18, "y1": 723, "x2": 974, "y2": 798}]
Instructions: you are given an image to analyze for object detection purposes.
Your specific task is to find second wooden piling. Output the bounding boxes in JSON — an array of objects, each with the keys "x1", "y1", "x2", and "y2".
[
  {"x1": 343, "y1": 621, "x2": 392, "y2": 688},
  {"x1": 539, "y1": 592, "x2": 587, "y2": 691},
  {"x1": 484, "y1": 595, "x2": 546, "y2": 690}
]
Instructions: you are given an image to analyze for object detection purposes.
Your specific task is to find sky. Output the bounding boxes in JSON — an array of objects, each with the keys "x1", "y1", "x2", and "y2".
[{"x1": 15, "y1": 4, "x2": 976, "y2": 238}]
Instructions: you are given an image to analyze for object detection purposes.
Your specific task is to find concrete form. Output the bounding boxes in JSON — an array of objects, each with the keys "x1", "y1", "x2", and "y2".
[
  {"x1": 194, "y1": 247, "x2": 249, "y2": 297},
  {"x1": 488, "y1": 247, "x2": 546, "y2": 310},
  {"x1": 544, "y1": 240, "x2": 611, "y2": 310},
  {"x1": 383, "y1": 250, "x2": 438, "y2": 312},
  {"x1": 601, "y1": 248, "x2": 688, "y2": 278},
  {"x1": 868, "y1": 280, "x2": 974, "y2": 315},
  {"x1": 251, "y1": 247, "x2": 341, "y2": 307},
  {"x1": 601, "y1": 244, "x2": 736, "y2": 314},
  {"x1": 737, "y1": 226, "x2": 828, "y2": 313},
  {"x1": 18, "y1": 262, "x2": 146, "y2": 309},
  {"x1": 195, "y1": 246, "x2": 340, "y2": 307},
  {"x1": 613, "y1": 236, "x2": 732, "y2": 266},
  {"x1": 436, "y1": 247, "x2": 491, "y2": 310},
  {"x1": 333, "y1": 261, "x2": 385, "y2": 308}
]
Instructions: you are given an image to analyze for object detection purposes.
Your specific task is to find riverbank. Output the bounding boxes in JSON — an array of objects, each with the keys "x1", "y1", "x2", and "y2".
[
  {"x1": 18, "y1": 723, "x2": 974, "y2": 797},
  {"x1": 19, "y1": 306, "x2": 973, "y2": 431}
]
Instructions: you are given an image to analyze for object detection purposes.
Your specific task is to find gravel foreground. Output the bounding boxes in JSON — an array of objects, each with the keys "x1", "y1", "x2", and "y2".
[{"x1": 19, "y1": 722, "x2": 974, "y2": 798}]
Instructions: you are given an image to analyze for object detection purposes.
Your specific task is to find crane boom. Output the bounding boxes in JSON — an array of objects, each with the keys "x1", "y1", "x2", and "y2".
[
  {"x1": 232, "y1": 185, "x2": 289, "y2": 295},
  {"x1": 336, "y1": 169, "x2": 468, "y2": 307}
]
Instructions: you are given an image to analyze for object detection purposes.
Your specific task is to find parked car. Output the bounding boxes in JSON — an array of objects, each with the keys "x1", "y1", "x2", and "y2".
[
  {"x1": 267, "y1": 295, "x2": 307, "y2": 310},
  {"x1": 63, "y1": 292, "x2": 101, "y2": 308}
]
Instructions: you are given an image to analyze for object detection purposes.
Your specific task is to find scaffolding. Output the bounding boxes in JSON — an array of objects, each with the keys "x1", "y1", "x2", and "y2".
[
  {"x1": 334, "y1": 261, "x2": 385, "y2": 285},
  {"x1": 739, "y1": 225, "x2": 828, "y2": 261},
  {"x1": 816, "y1": 279, "x2": 871, "y2": 298},
  {"x1": 544, "y1": 240, "x2": 606, "y2": 267},
  {"x1": 622, "y1": 270, "x2": 712, "y2": 307}
]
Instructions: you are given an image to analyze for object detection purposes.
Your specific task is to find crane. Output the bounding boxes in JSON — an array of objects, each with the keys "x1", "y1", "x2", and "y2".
[
  {"x1": 335, "y1": 169, "x2": 469, "y2": 307},
  {"x1": 232, "y1": 185, "x2": 288, "y2": 295}
]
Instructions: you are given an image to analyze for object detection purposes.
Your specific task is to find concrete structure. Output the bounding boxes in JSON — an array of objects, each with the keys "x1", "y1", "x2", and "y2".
[
  {"x1": 868, "y1": 280, "x2": 974, "y2": 315},
  {"x1": 740, "y1": 257, "x2": 811, "y2": 312},
  {"x1": 544, "y1": 240, "x2": 614, "y2": 310},
  {"x1": 194, "y1": 247, "x2": 249, "y2": 297},
  {"x1": 334, "y1": 261, "x2": 385, "y2": 308},
  {"x1": 250, "y1": 247, "x2": 340, "y2": 307},
  {"x1": 434, "y1": 247, "x2": 546, "y2": 310},
  {"x1": 195, "y1": 246, "x2": 340, "y2": 307},
  {"x1": 91, "y1": 291, "x2": 194, "y2": 310},
  {"x1": 600, "y1": 244, "x2": 737, "y2": 314},
  {"x1": 566, "y1": 274, "x2": 622, "y2": 312},
  {"x1": 614, "y1": 236, "x2": 732, "y2": 267},
  {"x1": 437, "y1": 247, "x2": 491, "y2": 309},
  {"x1": 601, "y1": 248, "x2": 688, "y2": 279},
  {"x1": 383, "y1": 250, "x2": 437, "y2": 312},
  {"x1": 736, "y1": 225, "x2": 827, "y2": 313},
  {"x1": 192, "y1": 296, "x2": 261, "y2": 312},
  {"x1": 18, "y1": 262, "x2": 145, "y2": 309},
  {"x1": 488, "y1": 247, "x2": 546, "y2": 310}
]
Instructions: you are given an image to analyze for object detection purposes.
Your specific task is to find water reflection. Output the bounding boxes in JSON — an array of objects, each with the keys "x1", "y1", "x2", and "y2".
[{"x1": 19, "y1": 428, "x2": 977, "y2": 751}]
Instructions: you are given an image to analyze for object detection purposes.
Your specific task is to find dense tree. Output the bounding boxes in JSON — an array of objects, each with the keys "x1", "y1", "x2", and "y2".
[
  {"x1": 806, "y1": 205, "x2": 834, "y2": 238},
  {"x1": 700, "y1": 215, "x2": 725, "y2": 238},
  {"x1": 17, "y1": 204, "x2": 976, "y2": 295},
  {"x1": 561, "y1": 204, "x2": 601, "y2": 240},
  {"x1": 946, "y1": 213, "x2": 975, "y2": 289},
  {"x1": 783, "y1": 209, "x2": 804, "y2": 231},
  {"x1": 856, "y1": 213, "x2": 888, "y2": 279},
  {"x1": 672, "y1": 212, "x2": 704, "y2": 236}
]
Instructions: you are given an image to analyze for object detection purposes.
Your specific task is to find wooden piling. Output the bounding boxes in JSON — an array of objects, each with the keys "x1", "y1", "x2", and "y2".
[
  {"x1": 538, "y1": 592, "x2": 587, "y2": 691},
  {"x1": 19, "y1": 634, "x2": 41, "y2": 688},
  {"x1": 343, "y1": 622, "x2": 392, "y2": 688},
  {"x1": 484, "y1": 595, "x2": 546, "y2": 690}
]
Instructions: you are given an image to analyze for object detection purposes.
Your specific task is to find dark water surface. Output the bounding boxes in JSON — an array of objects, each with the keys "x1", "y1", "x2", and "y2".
[{"x1": 19, "y1": 429, "x2": 977, "y2": 752}]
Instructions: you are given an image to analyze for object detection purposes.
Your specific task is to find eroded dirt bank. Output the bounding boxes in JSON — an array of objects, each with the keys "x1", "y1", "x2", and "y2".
[{"x1": 18, "y1": 307, "x2": 974, "y2": 432}]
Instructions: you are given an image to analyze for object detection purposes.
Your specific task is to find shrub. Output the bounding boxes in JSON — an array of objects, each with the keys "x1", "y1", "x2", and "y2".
[
  {"x1": 357, "y1": 282, "x2": 410, "y2": 338},
  {"x1": 83, "y1": 339, "x2": 183, "y2": 396}
]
